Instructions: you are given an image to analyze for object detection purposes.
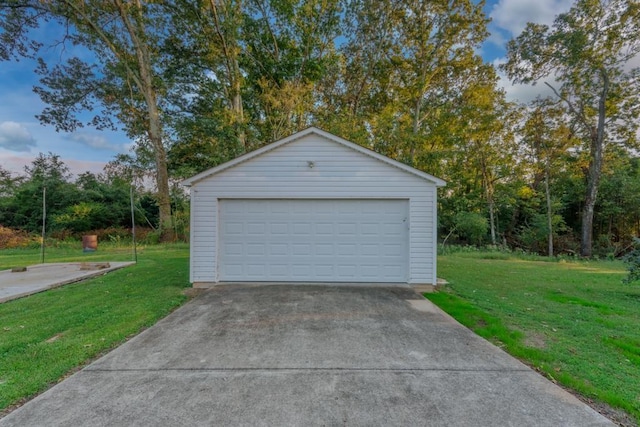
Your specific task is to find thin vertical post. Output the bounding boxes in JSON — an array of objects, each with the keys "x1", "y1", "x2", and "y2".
[
  {"x1": 41, "y1": 186, "x2": 46, "y2": 264},
  {"x1": 130, "y1": 185, "x2": 137, "y2": 263}
]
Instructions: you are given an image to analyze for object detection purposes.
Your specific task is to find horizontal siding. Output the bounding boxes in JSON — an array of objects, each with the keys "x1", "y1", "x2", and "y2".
[{"x1": 190, "y1": 134, "x2": 438, "y2": 284}]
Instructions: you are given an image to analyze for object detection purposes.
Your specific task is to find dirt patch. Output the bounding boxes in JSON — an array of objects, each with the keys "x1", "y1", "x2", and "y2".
[
  {"x1": 523, "y1": 332, "x2": 547, "y2": 349},
  {"x1": 45, "y1": 334, "x2": 63, "y2": 343},
  {"x1": 474, "y1": 318, "x2": 488, "y2": 328}
]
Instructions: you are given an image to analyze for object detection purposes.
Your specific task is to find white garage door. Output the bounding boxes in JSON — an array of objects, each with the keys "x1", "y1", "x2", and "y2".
[{"x1": 219, "y1": 199, "x2": 409, "y2": 282}]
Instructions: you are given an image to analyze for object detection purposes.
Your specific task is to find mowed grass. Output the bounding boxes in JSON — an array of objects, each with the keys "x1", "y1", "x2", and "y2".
[
  {"x1": 428, "y1": 252, "x2": 640, "y2": 423},
  {"x1": 0, "y1": 242, "x2": 139, "y2": 269},
  {"x1": 0, "y1": 244, "x2": 190, "y2": 412}
]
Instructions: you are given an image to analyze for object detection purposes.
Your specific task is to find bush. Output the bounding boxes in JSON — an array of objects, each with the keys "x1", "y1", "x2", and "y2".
[
  {"x1": 0, "y1": 226, "x2": 39, "y2": 249},
  {"x1": 623, "y1": 237, "x2": 640, "y2": 284},
  {"x1": 454, "y1": 212, "x2": 488, "y2": 245},
  {"x1": 517, "y1": 213, "x2": 568, "y2": 255},
  {"x1": 52, "y1": 202, "x2": 109, "y2": 233}
]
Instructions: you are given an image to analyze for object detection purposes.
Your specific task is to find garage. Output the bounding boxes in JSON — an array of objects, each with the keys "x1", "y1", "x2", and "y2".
[
  {"x1": 219, "y1": 199, "x2": 409, "y2": 282},
  {"x1": 183, "y1": 127, "x2": 445, "y2": 287}
]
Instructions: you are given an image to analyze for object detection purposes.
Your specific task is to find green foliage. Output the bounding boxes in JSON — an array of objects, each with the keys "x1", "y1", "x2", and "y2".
[
  {"x1": 502, "y1": 0, "x2": 640, "y2": 257},
  {"x1": 0, "y1": 155, "x2": 192, "y2": 240},
  {"x1": 0, "y1": 153, "x2": 80, "y2": 233},
  {"x1": 518, "y1": 213, "x2": 567, "y2": 253},
  {"x1": 52, "y1": 202, "x2": 109, "y2": 233},
  {"x1": 454, "y1": 211, "x2": 488, "y2": 245},
  {"x1": 1, "y1": 0, "x2": 639, "y2": 256},
  {"x1": 623, "y1": 238, "x2": 640, "y2": 284}
]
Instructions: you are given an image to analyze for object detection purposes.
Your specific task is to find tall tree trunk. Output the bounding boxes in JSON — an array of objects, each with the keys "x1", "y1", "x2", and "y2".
[
  {"x1": 479, "y1": 146, "x2": 497, "y2": 245},
  {"x1": 148, "y1": 105, "x2": 173, "y2": 242},
  {"x1": 580, "y1": 70, "x2": 609, "y2": 257},
  {"x1": 118, "y1": 0, "x2": 174, "y2": 241},
  {"x1": 232, "y1": 78, "x2": 245, "y2": 148},
  {"x1": 410, "y1": 98, "x2": 421, "y2": 165},
  {"x1": 488, "y1": 194, "x2": 497, "y2": 245},
  {"x1": 544, "y1": 158, "x2": 553, "y2": 257}
]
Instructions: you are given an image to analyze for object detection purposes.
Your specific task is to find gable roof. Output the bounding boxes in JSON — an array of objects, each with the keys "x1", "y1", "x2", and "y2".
[{"x1": 182, "y1": 127, "x2": 446, "y2": 187}]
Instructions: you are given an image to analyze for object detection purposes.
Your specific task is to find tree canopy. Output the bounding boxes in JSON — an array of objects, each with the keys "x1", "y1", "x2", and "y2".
[{"x1": 0, "y1": 0, "x2": 638, "y2": 254}]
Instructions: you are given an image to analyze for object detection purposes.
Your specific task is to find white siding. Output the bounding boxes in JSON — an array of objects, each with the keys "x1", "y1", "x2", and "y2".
[{"x1": 189, "y1": 133, "x2": 438, "y2": 284}]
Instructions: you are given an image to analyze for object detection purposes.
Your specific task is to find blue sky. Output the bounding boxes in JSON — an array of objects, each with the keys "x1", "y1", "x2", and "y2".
[{"x1": 0, "y1": 0, "x2": 573, "y2": 178}]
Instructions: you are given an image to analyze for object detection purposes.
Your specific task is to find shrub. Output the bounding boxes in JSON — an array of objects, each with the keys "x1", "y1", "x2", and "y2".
[
  {"x1": 454, "y1": 212, "x2": 488, "y2": 245},
  {"x1": 623, "y1": 237, "x2": 640, "y2": 284},
  {"x1": 52, "y1": 202, "x2": 109, "y2": 233},
  {"x1": 0, "y1": 226, "x2": 39, "y2": 249}
]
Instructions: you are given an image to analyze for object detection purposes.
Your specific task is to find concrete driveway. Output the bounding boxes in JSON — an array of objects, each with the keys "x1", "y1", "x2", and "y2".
[{"x1": 0, "y1": 285, "x2": 612, "y2": 426}]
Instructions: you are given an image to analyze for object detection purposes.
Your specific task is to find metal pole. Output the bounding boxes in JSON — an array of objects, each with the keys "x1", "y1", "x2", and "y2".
[
  {"x1": 41, "y1": 186, "x2": 46, "y2": 264},
  {"x1": 130, "y1": 185, "x2": 137, "y2": 263}
]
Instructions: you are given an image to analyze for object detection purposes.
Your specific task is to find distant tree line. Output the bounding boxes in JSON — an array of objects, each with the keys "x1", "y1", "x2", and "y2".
[
  {"x1": 1, "y1": 0, "x2": 638, "y2": 255},
  {"x1": 0, "y1": 153, "x2": 188, "y2": 242}
]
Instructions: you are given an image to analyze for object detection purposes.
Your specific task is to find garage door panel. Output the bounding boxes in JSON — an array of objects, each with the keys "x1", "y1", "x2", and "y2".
[
  {"x1": 314, "y1": 264, "x2": 334, "y2": 277},
  {"x1": 315, "y1": 243, "x2": 334, "y2": 256},
  {"x1": 337, "y1": 223, "x2": 357, "y2": 235},
  {"x1": 292, "y1": 222, "x2": 312, "y2": 235},
  {"x1": 224, "y1": 243, "x2": 243, "y2": 256},
  {"x1": 268, "y1": 264, "x2": 288, "y2": 276},
  {"x1": 247, "y1": 243, "x2": 265, "y2": 256},
  {"x1": 268, "y1": 243, "x2": 288, "y2": 255},
  {"x1": 383, "y1": 243, "x2": 403, "y2": 256},
  {"x1": 315, "y1": 223, "x2": 334, "y2": 234},
  {"x1": 291, "y1": 243, "x2": 312, "y2": 255},
  {"x1": 247, "y1": 223, "x2": 266, "y2": 235},
  {"x1": 337, "y1": 243, "x2": 357, "y2": 256},
  {"x1": 225, "y1": 222, "x2": 244, "y2": 234},
  {"x1": 219, "y1": 199, "x2": 408, "y2": 282}
]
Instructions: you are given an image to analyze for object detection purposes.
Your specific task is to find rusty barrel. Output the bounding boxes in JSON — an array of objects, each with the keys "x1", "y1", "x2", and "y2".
[{"x1": 82, "y1": 235, "x2": 98, "y2": 252}]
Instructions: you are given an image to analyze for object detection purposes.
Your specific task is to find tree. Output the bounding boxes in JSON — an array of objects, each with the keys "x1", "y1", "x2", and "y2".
[
  {"x1": 520, "y1": 99, "x2": 577, "y2": 256},
  {"x1": 168, "y1": 0, "x2": 248, "y2": 150},
  {"x1": 336, "y1": 0, "x2": 489, "y2": 168},
  {"x1": 454, "y1": 64, "x2": 519, "y2": 245},
  {"x1": 0, "y1": 166, "x2": 24, "y2": 198},
  {"x1": 241, "y1": 0, "x2": 342, "y2": 141},
  {"x1": 594, "y1": 150, "x2": 640, "y2": 253},
  {"x1": 0, "y1": 153, "x2": 80, "y2": 232},
  {"x1": 502, "y1": 0, "x2": 640, "y2": 257},
  {"x1": 1, "y1": 1, "x2": 176, "y2": 240}
]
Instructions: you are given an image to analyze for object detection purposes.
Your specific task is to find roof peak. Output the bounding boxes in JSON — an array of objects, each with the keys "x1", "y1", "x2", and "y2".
[{"x1": 182, "y1": 127, "x2": 446, "y2": 187}]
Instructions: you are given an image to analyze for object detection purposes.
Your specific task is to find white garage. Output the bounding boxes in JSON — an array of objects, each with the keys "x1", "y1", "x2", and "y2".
[{"x1": 183, "y1": 127, "x2": 445, "y2": 287}]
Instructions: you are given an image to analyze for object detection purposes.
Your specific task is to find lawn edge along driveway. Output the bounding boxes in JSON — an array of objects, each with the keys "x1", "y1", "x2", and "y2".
[{"x1": 0, "y1": 285, "x2": 612, "y2": 426}]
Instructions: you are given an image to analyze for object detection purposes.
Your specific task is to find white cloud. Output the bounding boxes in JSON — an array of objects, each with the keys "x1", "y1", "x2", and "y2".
[
  {"x1": 0, "y1": 121, "x2": 37, "y2": 152},
  {"x1": 487, "y1": 1, "x2": 573, "y2": 104},
  {"x1": 68, "y1": 132, "x2": 131, "y2": 153},
  {"x1": 0, "y1": 153, "x2": 108, "y2": 178},
  {"x1": 64, "y1": 159, "x2": 111, "y2": 177},
  {"x1": 489, "y1": 0, "x2": 574, "y2": 37},
  {"x1": 492, "y1": 58, "x2": 558, "y2": 104}
]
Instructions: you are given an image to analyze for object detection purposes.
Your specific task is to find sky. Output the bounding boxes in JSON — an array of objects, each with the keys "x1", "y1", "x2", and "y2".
[{"x1": 0, "y1": 0, "x2": 574, "y2": 178}]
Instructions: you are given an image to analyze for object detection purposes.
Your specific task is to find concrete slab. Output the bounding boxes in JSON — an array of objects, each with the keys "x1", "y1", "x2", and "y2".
[
  {"x1": 0, "y1": 262, "x2": 135, "y2": 303},
  {"x1": 0, "y1": 285, "x2": 613, "y2": 426}
]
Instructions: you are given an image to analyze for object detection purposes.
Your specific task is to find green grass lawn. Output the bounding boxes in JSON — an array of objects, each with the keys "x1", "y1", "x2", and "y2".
[
  {"x1": 428, "y1": 251, "x2": 640, "y2": 424},
  {"x1": 3, "y1": 244, "x2": 639, "y2": 423},
  {"x1": 0, "y1": 241, "x2": 140, "y2": 270},
  {"x1": 0, "y1": 243, "x2": 190, "y2": 413}
]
